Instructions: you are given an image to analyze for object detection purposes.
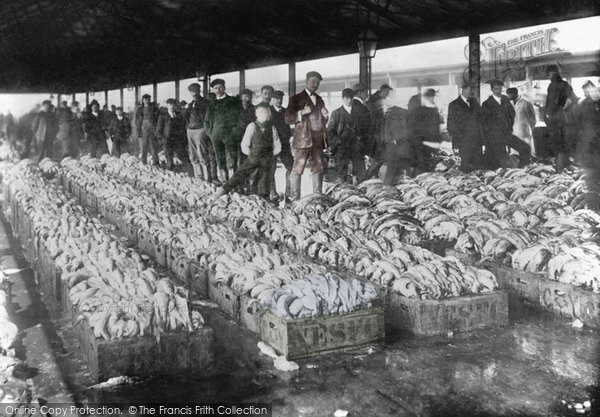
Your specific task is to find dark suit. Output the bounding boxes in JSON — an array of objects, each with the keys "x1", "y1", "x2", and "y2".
[
  {"x1": 447, "y1": 96, "x2": 484, "y2": 172},
  {"x1": 157, "y1": 111, "x2": 188, "y2": 171},
  {"x1": 285, "y1": 90, "x2": 328, "y2": 174},
  {"x1": 135, "y1": 103, "x2": 160, "y2": 164},
  {"x1": 108, "y1": 115, "x2": 131, "y2": 157},
  {"x1": 327, "y1": 106, "x2": 365, "y2": 182},
  {"x1": 82, "y1": 111, "x2": 108, "y2": 158},
  {"x1": 352, "y1": 98, "x2": 372, "y2": 158},
  {"x1": 481, "y1": 95, "x2": 530, "y2": 169}
]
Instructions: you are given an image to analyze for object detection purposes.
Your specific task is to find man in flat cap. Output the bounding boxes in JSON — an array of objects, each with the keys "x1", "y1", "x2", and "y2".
[
  {"x1": 108, "y1": 106, "x2": 131, "y2": 158},
  {"x1": 260, "y1": 85, "x2": 275, "y2": 107},
  {"x1": 82, "y1": 99, "x2": 109, "y2": 158},
  {"x1": 364, "y1": 83, "x2": 393, "y2": 180},
  {"x1": 135, "y1": 93, "x2": 160, "y2": 165},
  {"x1": 285, "y1": 71, "x2": 329, "y2": 199},
  {"x1": 270, "y1": 90, "x2": 293, "y2": 202},
  {"x1": 447, "y1": 83, "x2": 484, "y2": 172},
  {"x1": 158, "y1": 98, "x2": 189, "y2": 172},
  {"x1": 544, "y1": 64, "x2": 573, "y2": 172},
  {"x1": 204, "y1": 79, "x2": 244, "y2": 182},
  {"x1": 481, "y1": 79, "x2": 531, "y2": 169},
  {"x1": 352, "y1": 82, "x2": 371, "y2": 182},
  {"x1": 186, "y1": 83, "x2": 216, "y2": 181}
]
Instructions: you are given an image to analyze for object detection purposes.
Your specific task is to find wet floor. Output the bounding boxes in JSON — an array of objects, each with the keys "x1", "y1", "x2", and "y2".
[{"x1": 1, "y1": 209, "x2": 599, "y2": 417}]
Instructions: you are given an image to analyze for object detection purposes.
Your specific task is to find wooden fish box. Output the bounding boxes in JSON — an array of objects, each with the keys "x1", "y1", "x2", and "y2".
[
  {"x1": 60, "y1": 172, "x2": 71, "y2": 192},
  {"x1": 444, "y1": 249, "x2": 478, "y2": 265},
  {"x1": 487, "y1": 264, "x2": 544, "y2": 305},
  {"x1": 85, "y1": 188, "x2": 98, "y2": 215},
  {"x1": 187, "y1": 260, "x2": 209, "y2": 299},
  {"x1": 239, "y1": 294, "x2": 263, "y2": 334},
  {"x1": 136, "y1": 228, "x2": 157, "y2": 262},
  {"x1": 114, "y1": 216, "x2": 138, "y2": 245},
  {"x1": 538, "y1": 280, "x2": 600, "y2": 329},
  {"x1": 385, "y1": 291, "x2": 508, "y2": 336},
  {"x1": 208, "y1": 277, "x2": 240, "y2": 321},
  {"x1": 259, "y1": 306, "x2": 385, "y2": 360},
  {"x1": 70, "y1": 307, "x2": 215, "y2": 382},
  {"x1": 70, "y1": 181, "x2": 81, "y2": 201}
]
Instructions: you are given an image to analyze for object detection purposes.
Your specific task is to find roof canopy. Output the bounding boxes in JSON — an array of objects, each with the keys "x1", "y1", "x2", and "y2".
[{"x1": 0, "y1": 0, "x2": 597, "y2": 92}]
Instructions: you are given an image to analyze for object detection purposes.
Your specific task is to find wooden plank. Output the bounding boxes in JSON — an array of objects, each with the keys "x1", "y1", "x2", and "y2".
[
  {"x1": 385, "y1": 291, "x2": 508, "y2": 336},
  {"x1": 259, "y1": 307, "x2": 384, "y2": 360},
  {"x1": 539, "y1": 280, "x2": 600, "y2": 329}
]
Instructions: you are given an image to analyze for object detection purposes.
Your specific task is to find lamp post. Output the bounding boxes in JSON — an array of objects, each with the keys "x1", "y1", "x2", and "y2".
[{"x1": 358, "y1": 29, "x2": 378, "y2": 95}]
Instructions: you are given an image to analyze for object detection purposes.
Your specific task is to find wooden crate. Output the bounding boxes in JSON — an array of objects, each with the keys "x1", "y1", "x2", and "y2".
[
  {"x1": 239, "y1": 294, "x2": 262, "y2": 334},
  {"x1": 487, "y1": 264, "x2": 544, "y2": 304},
  {"x1": 539, "y1": 280, "x2": 600, "y2": 329},
  {"x1": 187, "y1": 261, "x2": 209, "y2": 298},
  {"x1": 259, "y1": 306, "x2": 385, "y2": 360},
  {"x1": 71, "y1": 310, "x2": 214, "y2": 382},
  {"x1": 85, "y1": 189, "x2": 98, "y2": 215},
  {"x1": 385, "y1": 291, "x2": 508, "y2": 336},
  {"x1": 113, "y1": 216, "x2": 138, "y2": 245},
  {"x1": 208, "y1": 278, "x2": 240, "y2": 321}
]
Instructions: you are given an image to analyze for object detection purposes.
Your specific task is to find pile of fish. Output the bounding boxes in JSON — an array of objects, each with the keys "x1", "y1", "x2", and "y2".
[
  {"x1": 3, "y1": 160, "x2": 203, "y2": 340},
  {"x1": 63, "y1": 155, "x2": 500, "y2": 301},
  {"x1": 261, "y1": 273, "x2": 377, "y2": 319}
]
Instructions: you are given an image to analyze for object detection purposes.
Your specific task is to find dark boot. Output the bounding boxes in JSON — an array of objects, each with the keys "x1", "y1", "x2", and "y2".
[
  {"x1": 312, "y1": 173, "x2": 323, "y2": 195},
  {"x1": 289, "y1": 173, "x2": 301, "y2": 201}
]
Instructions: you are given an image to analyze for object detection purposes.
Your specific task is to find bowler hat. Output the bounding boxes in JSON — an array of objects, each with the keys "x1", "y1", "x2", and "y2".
[
  {"x1": 188, "y1": 83, "x2": 201, "y2": 92},
  {"x1": 306, "y1": 71, "x2": 323, "y2": 80},
  {"x1": 142, "y1": 94, "x2": 151, "y2": 100},
  {"x1": 352, "y1": 82, "x2": 368, "y2": 92},
  {"x1": 423, "y1": 88, "x2": 437, "y2": 97},
  {"x1": 241, "y1": 89, "x2": 254, "y2": 97},
  {"x1": 379, "y1": 84, "x2": 393, "y2": 91},
  {"x1": 210, "y1": 78, "x2": 226, "y2": 88},
  {"x1": 166, "y1": 98, "x2": 177, "y2": 104}
]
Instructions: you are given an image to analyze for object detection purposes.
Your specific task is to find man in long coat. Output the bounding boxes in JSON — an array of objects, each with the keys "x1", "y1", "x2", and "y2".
[
  {"x1": 447, "y1": 84, "x2": 484, "y2": 172},
  {"x1": 32, "y1": 100, "x2": 58, "y2": 161},
  {"x1": 285, "y1": 71, "x2": 329, "y2": 199}
]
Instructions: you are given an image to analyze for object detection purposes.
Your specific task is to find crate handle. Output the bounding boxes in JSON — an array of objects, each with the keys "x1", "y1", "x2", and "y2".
[
  {"x1": 269, "y1": 322, "x2": 275, "y2": 329},
  {"x1": 225, "y1": 293, "x2": 230, "y2": 300},
  {"x1": 554, "y1": 290, "x2": 566, "y2": 297}
]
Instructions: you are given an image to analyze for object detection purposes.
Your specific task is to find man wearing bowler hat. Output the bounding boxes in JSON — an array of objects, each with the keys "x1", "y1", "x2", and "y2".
[
  {"x1": 204, "y1": 78, "x2": 243, "y2": 182},
  {"x1": 186, "y1": 83, "x2": 216, "y2": 181},
  {"x1": 285, "y1": 71, "x2": 329, "y2": 199}
]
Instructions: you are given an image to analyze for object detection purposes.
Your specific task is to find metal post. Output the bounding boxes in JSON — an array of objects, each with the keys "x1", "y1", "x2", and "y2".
[
  {"x1": 359, "y1": 56, "x2": 372, "y2": 96},
  {"x1": 134, "y1": 86, "x2": 140, "y2": 104},
  {"x1": 56, "y1": 94, "x2": 61, "y2": 108},
  {"x1": 468, "y1": 34, "x2": 481, "y2": 102},
  {"x1": 239, "y1": 69, "x2": 246, "y2": 95},
  {"x1": 104, "y1": 91, "x2": 109, "y2": 108},
  {"x1": 153, "y1": 83, "x2": 158, "y2": 103},
  {"x1": 288, "y1": 62, "x2": 296, "y2": 97},
  {"x1": 202, "y1": 74, "x2": 209, "y2": 98},
  {"x1": 71, "y1": 93, "x2": 76, "y2": 104},
  {"x1": 174, "y1": 80, "x2": 180, "y2": 101},
  {"x1": 120, "y1": 88, "x2": 124, "y2": 108},
  {"x1": 85, "y1": 92, "x2": 90, "y2": 107}
]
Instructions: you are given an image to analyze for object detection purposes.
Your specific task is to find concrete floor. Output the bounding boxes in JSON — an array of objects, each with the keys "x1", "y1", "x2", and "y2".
[{"x1": 2, "y1": 208, "x2": 599, "y2": 417}]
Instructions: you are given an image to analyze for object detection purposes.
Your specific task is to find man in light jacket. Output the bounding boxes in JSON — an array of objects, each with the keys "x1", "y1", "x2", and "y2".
[{"x1": 507, "y1": 87, "x2": 536, "y2": 155}]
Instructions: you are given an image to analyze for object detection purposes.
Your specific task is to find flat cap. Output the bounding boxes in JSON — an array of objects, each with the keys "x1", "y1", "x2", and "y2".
[
  {"x1": 210, "y1": 78, "x2": 226, "y2": 88},
  {"x1": 423, "y1": 88, "x2": 437, "y2": 97},
  {"x1": 166, "y1": 98, "x2": 177, "y2": 104},
  {"x1": 141, "y1": 94, "x2": 151, "y2": 99},
  {"x1": 187, "y1": 83, "x2": 201, "y2": 92},
  {"x1": 241, "y1": 88, "x2": 254, "y2": 97},
  {"x1": 306, "y1": 71, "x2": 323, "y2": 80},
  {"x1": 489, "y1": 79, "x2": 503, "y2": 87},
  {"x1": 379, "y1": 84, "x2": 393, "y2": 90},
  {"x1": 272, "y1": 90, "x2": 284, "y2": 99},
  {"x1": 546, "y1": 64, "x2": 560, "y2": 74}
]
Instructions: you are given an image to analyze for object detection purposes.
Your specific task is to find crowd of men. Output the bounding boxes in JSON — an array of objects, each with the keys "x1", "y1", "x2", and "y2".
[{"x1": 2, "y1": 64, "x2": 599, "y2": 204}]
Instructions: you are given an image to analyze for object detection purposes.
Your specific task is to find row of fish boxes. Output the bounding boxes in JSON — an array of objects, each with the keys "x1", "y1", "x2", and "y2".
[
  {"x1": 61, "y1": 175, "x2": 508, "y2": 354},
  {"x1": 3, "y1": 189, "x2": 215, "y2": 383},
  {"x1": 447, "y1": 249, "x2": 600, "y2": 329}
]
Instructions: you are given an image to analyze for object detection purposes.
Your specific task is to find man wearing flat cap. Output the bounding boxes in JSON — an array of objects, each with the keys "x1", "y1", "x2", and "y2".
[
  {"x1": 364, "y1": 84, "x2": 393, "y2": 180},
  {"x1": 270, "y1": 90, "x2": 293, "y2": 202},
  {"x1": 204, "y1": 78, "x2": 244, "y2": 182},
  {"x1": 135, "y1": 93, "x2": 160, "y2": 165},
  {"x1": 285, "y1": 71, "x2": 329, "y2": 199},
  {"x1": 481, "y1": 79, "x2": 531, "y2": 169},
  {"x1": 352, "y1": 82, "x2": 371, "y2": 182},
  {"x1": 186, "y1": 83, "x2": 216, "y2": 181}
]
